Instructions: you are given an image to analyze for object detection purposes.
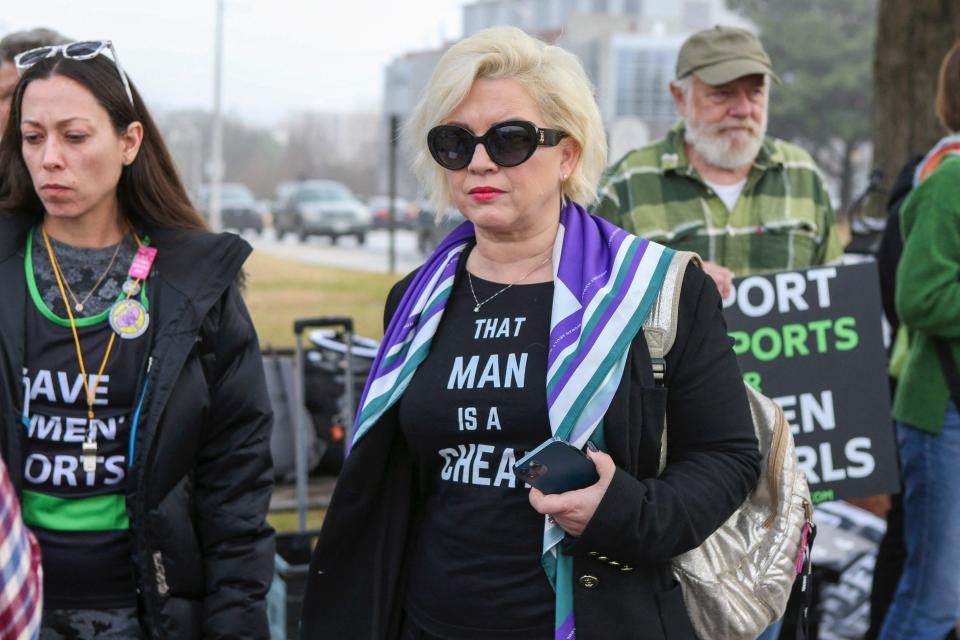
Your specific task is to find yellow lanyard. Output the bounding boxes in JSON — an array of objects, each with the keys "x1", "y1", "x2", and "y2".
[{"x1": 40, "y1": 224, "x2": 145, "y2": 469}]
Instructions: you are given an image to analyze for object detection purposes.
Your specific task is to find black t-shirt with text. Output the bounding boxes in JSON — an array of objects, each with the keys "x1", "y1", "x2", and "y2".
[
  {"x1": 399, "y1": 270, "x2": 555, "y2": 639},
  {"x1": 22, "y1": 279, "x2": 147, "y2": 608}
]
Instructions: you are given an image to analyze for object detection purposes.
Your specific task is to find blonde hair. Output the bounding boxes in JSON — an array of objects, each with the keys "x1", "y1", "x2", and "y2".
[{"x1": 405, "y1": 26, "x2": 606, "y2": 215}]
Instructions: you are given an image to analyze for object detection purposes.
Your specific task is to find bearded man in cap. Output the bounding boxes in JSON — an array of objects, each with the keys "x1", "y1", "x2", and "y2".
[{"x1": 593, "y1": 25, "x2": 843, "y2": 297}]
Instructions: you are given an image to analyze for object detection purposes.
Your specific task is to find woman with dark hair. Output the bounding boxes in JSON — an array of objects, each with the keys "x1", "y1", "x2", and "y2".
[
  {"x1": 0, "y1": 41, "x2": 274, "y2": 639},
  {"x1": 878, "y1": 41, "x2": 960, "y2": 640}
]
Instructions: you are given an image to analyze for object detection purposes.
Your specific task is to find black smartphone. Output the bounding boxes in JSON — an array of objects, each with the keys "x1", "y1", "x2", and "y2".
[{"x1": 514, "y1": 438, "x2": 599, "y2": 494}]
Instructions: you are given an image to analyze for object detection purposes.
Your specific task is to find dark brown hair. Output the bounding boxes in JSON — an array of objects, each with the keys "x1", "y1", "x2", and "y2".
[
  {"x1": 0, "y1": 51, "x2": 207, "y2": 231},
  {"x1": 936, "y1": 40, "x2": 960, "y2": 133}
]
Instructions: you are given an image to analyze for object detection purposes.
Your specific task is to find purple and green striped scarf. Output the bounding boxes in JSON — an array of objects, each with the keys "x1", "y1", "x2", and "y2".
[{"x1": 350, "y1": 200, "x2": 674, "y2": 639}]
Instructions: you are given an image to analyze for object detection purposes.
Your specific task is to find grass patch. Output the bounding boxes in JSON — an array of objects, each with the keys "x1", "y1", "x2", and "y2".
[
  {"x1": 243, "y1": 252, "x2": 398, "y2": 348},
  {"x1": 268, "y1": 508, "x2": 327, "y2": 533}
]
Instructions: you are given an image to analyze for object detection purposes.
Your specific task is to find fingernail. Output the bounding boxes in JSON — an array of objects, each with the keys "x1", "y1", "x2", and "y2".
[{"x1": 586, "y1": 440, "x2": 599, "y2": 452}]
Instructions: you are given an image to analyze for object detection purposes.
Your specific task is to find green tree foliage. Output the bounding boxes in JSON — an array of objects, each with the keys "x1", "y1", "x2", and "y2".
[{"x1": 728, "y1": 0, "x2": 877, "y2": 209}]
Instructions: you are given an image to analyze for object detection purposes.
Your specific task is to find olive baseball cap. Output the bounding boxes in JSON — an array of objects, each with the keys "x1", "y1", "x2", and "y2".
[{"x1": 676, "y1": 25, "x2": 780, "y2": 85}]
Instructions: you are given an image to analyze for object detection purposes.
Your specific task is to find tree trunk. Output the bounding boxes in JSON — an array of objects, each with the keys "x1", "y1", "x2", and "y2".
[
  {"x1": 840, "y1": 138, "x2": 855, "y2": 214},
  {"x1": 872, "y1": 0, "x2": 960, "y2": 214}
]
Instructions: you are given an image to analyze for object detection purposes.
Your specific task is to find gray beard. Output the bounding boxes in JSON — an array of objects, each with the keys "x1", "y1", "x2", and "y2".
[{"x1": 684, "y1": 118, "x2": 766, "y2": 171}]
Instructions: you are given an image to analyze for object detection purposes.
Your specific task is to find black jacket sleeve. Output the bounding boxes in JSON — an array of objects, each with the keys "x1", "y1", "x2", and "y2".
[
  {"x1": 570, "y1": 267, "x2": 761, "y2": 565},
  {"x1": 877, "y1": 154, "x2": 923, "y2": 335},
  {"x1": 195, "y1": 285, "x2": 276, "y2": 638},
  {"x1": 385, "y1": 269, "x2": 420, "y2": 329}
]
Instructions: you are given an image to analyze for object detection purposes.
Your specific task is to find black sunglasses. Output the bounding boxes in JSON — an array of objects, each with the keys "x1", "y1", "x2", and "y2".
[{"x1": 427, "y1": 120, "x2": 567, "y2": 170}]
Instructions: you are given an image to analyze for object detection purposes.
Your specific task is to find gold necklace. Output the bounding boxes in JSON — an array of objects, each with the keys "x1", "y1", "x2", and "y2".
[
  {"x1": 53, "y1": 238, "x2": 124, "y2": 312},
  {"x1": 41, "y1": 224, "x2": 144, "y2": 472},
  {"x1": 467, "y1": 252, "x2": 552, "y2": 313}
]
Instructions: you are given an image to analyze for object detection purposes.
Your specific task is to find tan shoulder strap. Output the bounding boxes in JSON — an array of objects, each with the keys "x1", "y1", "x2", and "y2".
[
  {"x1": 642, "y1": 251, "x2": 702, "y2": 380},
  {"x1": 644, "y1": 251, "x2": 701, "y2": 475}
]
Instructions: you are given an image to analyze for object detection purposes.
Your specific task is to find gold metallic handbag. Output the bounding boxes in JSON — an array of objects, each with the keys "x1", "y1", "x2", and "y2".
[{"x1": 644, "y1": 252, "x2": 814, "y2": 640}]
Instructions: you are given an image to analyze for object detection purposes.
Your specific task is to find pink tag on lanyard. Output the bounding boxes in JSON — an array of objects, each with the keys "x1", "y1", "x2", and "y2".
[{"x1": 128, "y1": 246, "x2": 158, "y2": 280}]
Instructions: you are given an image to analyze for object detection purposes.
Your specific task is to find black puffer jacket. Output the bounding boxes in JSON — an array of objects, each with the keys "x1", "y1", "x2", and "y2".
[
  {"x1": 0, "y1": 214, "x2": 275, "y2": 639},
  {"x1": 876, "y1": 154, "x2": 923, "y2": 337}
]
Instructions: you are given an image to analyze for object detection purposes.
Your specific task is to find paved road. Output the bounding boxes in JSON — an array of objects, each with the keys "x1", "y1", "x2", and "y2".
[{"x1": 249, "y1": 228, "x2": 424, "y2": 275}]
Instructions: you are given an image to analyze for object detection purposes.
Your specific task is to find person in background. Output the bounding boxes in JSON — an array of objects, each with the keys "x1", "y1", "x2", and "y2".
[
  {"x1": 0, "y1": 39, "x2": 274, "y2": 638},
  {"x1": 592, "y1": 25, "x2": 843, "y2": 299},
  {"x1": 594, "y1": 25, "x2": 843, "y2": 640},
  {"x1": 0, "y1": 28, "x2": 68, "y2": 132},
  {"x1": 302, "y1": 25, "x2": 759, "y2": 640},
  {"x1": 861, "y1": 152, "x2": 922, "y2": 640},
  {"x1": 0, "y1": 455, "x2": 42, "y2": 640},
  {"x1": 879, "y1": 40, "x2": 960, "y2": 640}
]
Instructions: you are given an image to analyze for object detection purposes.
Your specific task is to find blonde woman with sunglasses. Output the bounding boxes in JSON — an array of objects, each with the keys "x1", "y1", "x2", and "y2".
[
  {"x1": 0, "y1": 40, "x2": 274, "y2": 639},
  {"x1": 302, "y1": 26, "x2": 760, "y2": 640}
]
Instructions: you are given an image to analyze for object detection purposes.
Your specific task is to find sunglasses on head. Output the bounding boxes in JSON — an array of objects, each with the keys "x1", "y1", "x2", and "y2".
[
  {"x1": 427, "y1": 120, "x2": 566, "y2": 170},
  {"x1": 14, "y1": 40, "x2": 134, "y2": 106}
]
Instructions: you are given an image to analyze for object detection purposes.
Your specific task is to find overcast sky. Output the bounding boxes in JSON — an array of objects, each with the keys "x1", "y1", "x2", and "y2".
[{"x1": 1, "y1": 0, "x2": 465, "y2": 124}]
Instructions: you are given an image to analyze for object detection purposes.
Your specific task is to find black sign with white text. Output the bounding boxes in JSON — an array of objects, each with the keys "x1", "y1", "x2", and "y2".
[{"x1": 722, "y1": 262, "x2": 899, "y2": 503}]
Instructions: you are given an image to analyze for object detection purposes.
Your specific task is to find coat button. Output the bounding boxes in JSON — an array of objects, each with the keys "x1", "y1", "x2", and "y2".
[
  {"x1": 598, "y1": 556, "x2": 609, "y2": 562},
  {"x1": 588, "y1": 551, "x2": 599, "y2": 557},
  {"x1": 620, "y1": 565, "x2": 633, "y2": 572},
  {"x1": 579, "y1": 575, "x2": 599, "y2": 588},
  {"x1": 608, "y1": 560, "x2": 621, "y2": 567}
]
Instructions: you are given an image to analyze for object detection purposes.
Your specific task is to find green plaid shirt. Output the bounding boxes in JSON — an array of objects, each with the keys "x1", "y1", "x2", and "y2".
[{"x1": 591, "y1": 124, "x2": 843, "y2": 276}]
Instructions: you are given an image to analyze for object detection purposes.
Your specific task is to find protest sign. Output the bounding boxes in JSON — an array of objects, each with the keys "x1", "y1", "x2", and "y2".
[{"x1": 723, "y1": 262, "x2": 899, "y2": 503}]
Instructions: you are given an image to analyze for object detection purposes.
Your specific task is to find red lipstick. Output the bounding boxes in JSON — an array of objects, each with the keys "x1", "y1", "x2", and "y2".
[{"x1": 469, "y1": 186, "x2": 504, "y2": 202}]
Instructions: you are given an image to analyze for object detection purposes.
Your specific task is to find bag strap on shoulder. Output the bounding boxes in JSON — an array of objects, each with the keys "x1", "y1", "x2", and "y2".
[
  {"x1": 643, "y1": 251, "x2": 702, "y2": 384},
  {"x1": 643, "y1": 251, "x2": 701, "y2": 475}
]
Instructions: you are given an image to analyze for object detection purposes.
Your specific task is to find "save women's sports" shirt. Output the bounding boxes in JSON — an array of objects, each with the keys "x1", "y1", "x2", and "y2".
[{"x1": 22, "y1": 231, "x2": 148, "y2": 609}]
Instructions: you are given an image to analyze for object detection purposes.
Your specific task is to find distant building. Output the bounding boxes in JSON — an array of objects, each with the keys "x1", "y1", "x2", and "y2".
[
  {"x1": 463, "y1": 0, "x2": 742, "y2": 37},
  {"x1": 382, "y1": 0, "x2": 749, "y2": 196}
]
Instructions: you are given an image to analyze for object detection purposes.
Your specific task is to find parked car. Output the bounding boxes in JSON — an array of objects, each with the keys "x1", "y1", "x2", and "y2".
[
  {"x1": 367, "y1": 196, "x2": 419, "y2": 230},
  {"x1": 194, "y1": 182, "x2": 264, "y2": 234},
  {"x1": 416, "y1": 204, "x2": 465, "y2": 255},
  {"x1": 273, "y1": 180, "x2": 371, "y2": 244}
]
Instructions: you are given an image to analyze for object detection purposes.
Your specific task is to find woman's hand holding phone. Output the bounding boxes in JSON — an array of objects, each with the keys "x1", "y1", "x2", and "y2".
[{"x1": 527, "y1": 447, "x2": 616, "y2": 537}]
